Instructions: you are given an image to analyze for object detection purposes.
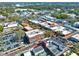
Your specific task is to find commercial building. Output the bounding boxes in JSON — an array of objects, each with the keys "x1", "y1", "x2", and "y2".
[
  {"x1": 23, "y1": 29, "x2": 44, "y2": 44},
  {"x1": 23, "y1": 26, "x2": 33, "y2": 31},
  {"x1": 51, "y1": 26, "x2": 74, "y2": 36},
  {"x1": 3, "y1": 22, "x2": 18, "y2": 28},
  {"x1": 0, "y1": 32, "x2": 20, "y2": 52},
  {"x1": 70, "y1": 33, "x2": 79, "y2": 42},
  {"x1": 55, "y1": 19, "x2": 68, "y2": 25},
  {"x1": 31, "y1": 46, "x2": 47, "y2": 56},
  {"x1": 46, "y1": 42, "x2": 60, "y2": 55},
  {"x1": 20, "y1": 50, "x2": 32, "y2": 56},
  {"x1": 67, "y1": 14, "x2": 76, "y2": 18},
  {"x1": 21, "y1": 21, "x2": 33, "y2": 31},
  {"x1": 0, "y1": 15, "x2": 6, "y2": 19},
  {"x1": 46, "y1": 37, "x2": 69, "y2": 56},
  {"x1": 41, "y1": 15, "x2": 56, "y2": 22},
  {"x1": 73, "y1": 22, "x2": 79, "y2": 28},
  {"x1": 40, "y1": 21, "x2": 58, "y2": 29}
]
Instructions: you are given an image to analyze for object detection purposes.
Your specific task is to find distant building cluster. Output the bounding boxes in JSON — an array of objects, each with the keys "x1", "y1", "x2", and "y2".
[{"x1": 0, "y1": 7, "x2": 79, "y2": 56}]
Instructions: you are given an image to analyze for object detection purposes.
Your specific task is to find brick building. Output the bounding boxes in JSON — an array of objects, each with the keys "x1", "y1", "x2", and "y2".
[{"x1": 23, "y1": 29, "x2": 44, "y2": 44}]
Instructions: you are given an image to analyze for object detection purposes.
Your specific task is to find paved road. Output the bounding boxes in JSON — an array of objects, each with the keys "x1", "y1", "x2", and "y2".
[
  {"x1": 1, "y1": 38, "x2": 49, "y2": 56},
  {"x1": 1, "y1": 43, "x2": 34, "y2": 56}
]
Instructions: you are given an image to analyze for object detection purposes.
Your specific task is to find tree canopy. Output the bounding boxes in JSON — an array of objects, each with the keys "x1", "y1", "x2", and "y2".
[
  {"x1": 0, "y1": 25, "x2": 4, "y2": 32},
  {"x1": 51, "y1": 14, "x2": 69, "y2": 19}
]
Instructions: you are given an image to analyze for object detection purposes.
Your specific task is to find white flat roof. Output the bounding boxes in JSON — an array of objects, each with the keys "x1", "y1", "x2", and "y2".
[
  {"x1": 32, "y1": 20, "x2": 39, "y2": 24},
  {"x1": 40, "y1": 21, "x2": 53, "y2": 28},
  {"x1": 62, "y1": 30, "x2": 71, "y2": 35},
  {"x1": 51, "y1": 26, "x2": 65, "y2": 31},
  {"x1": 25, "y1": 29, "x2": 44, "y2": 38},
  {"x1": 72, "y1": 34, "x2": 79, "y2": 40},
  {"x1": 24, "y1": 51, "x2": 31, "y2": 56},
  {"x1": 40, "y1": 22, "x2": 50, "y2": 28},
  {"x1": 24, "y1": 26, "x2": 33, "y2": 30},
  {"x1": 51, "y1": 26, "x2": 72, "y2": 35},
  {"x1": 4, "y1": 22, "x2": 18, "y2": 28},
  {"x1": 15, "y1": 9, "x2": 27, "y2": 11},
  {"x1": 8, "y1": 23, "x2": 18, "y2": 27}
]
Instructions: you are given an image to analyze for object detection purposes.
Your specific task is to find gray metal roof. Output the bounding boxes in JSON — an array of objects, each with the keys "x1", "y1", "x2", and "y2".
[
  {"x1": 47, "y1": 37, "x2": 69, "y2": 55},
  {"x1": 32, "y1": 46, "x2": 44, "y2": 53},
  {"x1": 47, "y1": 43, "x2": 60, "y2": 55}
]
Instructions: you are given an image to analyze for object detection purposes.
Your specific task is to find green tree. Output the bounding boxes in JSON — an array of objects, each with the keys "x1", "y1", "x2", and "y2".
[
  {"x1": 51, "y1": 14, "x2": 68, "y2": 19},
  {"x1": 0, "y1": 25, "x2": 4, "y2": 32},
  {"x1": 8, "y1": 16, "x2": 22, "y2": 22},
  {"x1": 16, "y1": 29, "x2": 25, "y2": 42},
  {"x1": 73, "y1": 43, "x2": 79, "y2": 54}
]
